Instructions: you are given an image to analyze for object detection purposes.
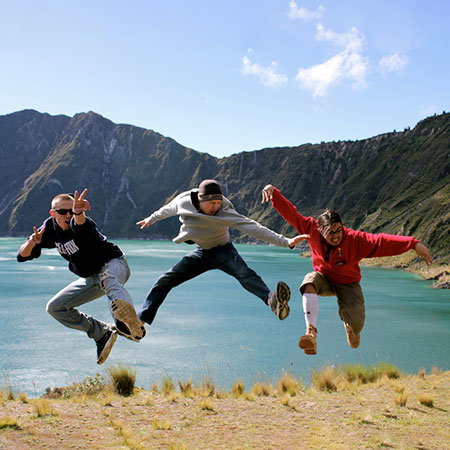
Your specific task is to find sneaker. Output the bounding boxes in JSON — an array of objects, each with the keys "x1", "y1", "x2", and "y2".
[
  {"x1": 114, "y1": 319, "x2": 146, "y2": 342},
  {"x1": 298, "y1": 325, "x2": 317, "y2": 355},
  {"x1": 96, "y1": 328, "x2": 117, "y2": 364},
  {"x1": 110, "y1": 299, "x2": 146, "y2": 341},
  {"x1": 344, "y1": 322, "x2": 360, "y2": 349},
  {"x1": 269, "y1": 281, "x2": 291, "y2": 320}
]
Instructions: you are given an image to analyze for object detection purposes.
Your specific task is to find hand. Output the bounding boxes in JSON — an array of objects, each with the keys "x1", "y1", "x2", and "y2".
[
  {"x1": 29, "y1": 226, "x2": 45, "y2": 245},
  {"x1": 415, "y1": 242, "x2": 433, "y2": 266},
  {"x1": 136, "y1": 217, "x2": 151, "y2": 229},
  {"x1": 73, "y1": 189, "x2": 90, "y2": 215},
  {"x1": 261, "y1": 184, "x2": 275, "y2": 204},
  {"x1": 287, "y1": 234, "x2": 310, "y2": 248}
]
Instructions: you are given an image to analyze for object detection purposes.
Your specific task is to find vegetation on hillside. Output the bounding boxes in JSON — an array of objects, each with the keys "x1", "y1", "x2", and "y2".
[{"x1": 1, "y1": 110, "x2": 448, "y2": 267}]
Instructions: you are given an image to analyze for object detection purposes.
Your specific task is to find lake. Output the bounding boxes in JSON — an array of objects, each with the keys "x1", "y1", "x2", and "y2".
[{"x1": 1, "y1": 238, "x2": 449, "y2": 397}]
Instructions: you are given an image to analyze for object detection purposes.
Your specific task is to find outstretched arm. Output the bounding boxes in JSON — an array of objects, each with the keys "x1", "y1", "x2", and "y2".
[
  {"x1": 137, "y1": 197, "x2": 180, "y2": 230},
  {"x1": 415, "y1": 242, "x2": 433, "y2": 266},
  {"x1": 287, "y1": 234, "x2": 311, "y2": 248}
]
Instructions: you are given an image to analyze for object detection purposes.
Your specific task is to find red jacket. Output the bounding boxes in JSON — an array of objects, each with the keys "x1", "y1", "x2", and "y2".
[{"x1": 271, "y1": 188, "x2": 418, "y2": 284}]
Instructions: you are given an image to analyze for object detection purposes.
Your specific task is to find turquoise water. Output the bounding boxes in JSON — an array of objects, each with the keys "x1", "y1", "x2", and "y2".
[{"x1": 1, "y1": 238, "x2": 449, "y2": 396}]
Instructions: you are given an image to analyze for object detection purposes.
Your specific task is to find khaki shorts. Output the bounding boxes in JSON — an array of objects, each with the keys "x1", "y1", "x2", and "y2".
[{"x1": 300, "y1": 271, "x2": 365, "y2": 335}]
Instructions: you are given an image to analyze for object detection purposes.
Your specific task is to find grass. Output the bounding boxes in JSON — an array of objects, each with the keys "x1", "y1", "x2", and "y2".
[
  {"x1": 395, "y1": 392, "x2": 408, "y2": 407},
  {"x1": 231, "y1": 380, "x2": 245, "y2": 398},
  {"x1": 311, "y1": 363, "x2": 401, "y2": 392},
  {"x1": 32, "y1": 398, "x2": 57, "y2": 418},
  {"x1": 0, "y1": 417, "x2": 21, "y2": 430},
  {"x1": 418, "y1": 394, "x2": 434, "y2": 407},
  {"x1": 108, "y1": 365, "x2": 136, "y2": 397},
  {"x1": 277, "y1": 371, "x2": 303, "y2": 396},
  {"x1": 2, "y1": 365, "x2": 449, "y2": 450},
  {"x1": 162, "y1": 377, "x2": 175, "y2": 397}
]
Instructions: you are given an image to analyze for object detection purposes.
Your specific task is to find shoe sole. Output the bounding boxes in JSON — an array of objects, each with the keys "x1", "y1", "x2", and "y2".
[
  {"x1": 115, "y1": 323, "x2": 146, "y2": 342},
  {"x1": 275, "y1": 281, "x2": 291, "y2": 320},
  {"x1": 298, "y1": 336, "x2": 317, "y2": 355},
  {"x1": 111, "y1": 299, "x2": 146, "y2": 341},
  {"x1": 344, "y1": 323, "x2": 360, "y2": 349},
  {"x1": 97, "y1": 330, "x2": 117, "y2": 365}
]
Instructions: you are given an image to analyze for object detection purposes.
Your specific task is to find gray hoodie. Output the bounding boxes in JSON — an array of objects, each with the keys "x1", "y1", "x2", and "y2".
[{"x1": 144, "y1": 190, "x2": 290, "y2": 250}]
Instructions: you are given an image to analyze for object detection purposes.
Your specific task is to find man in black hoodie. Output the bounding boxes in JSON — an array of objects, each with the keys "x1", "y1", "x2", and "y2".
[{"x1": 17, "y1": 189, "x2": 145, "y2": 364}]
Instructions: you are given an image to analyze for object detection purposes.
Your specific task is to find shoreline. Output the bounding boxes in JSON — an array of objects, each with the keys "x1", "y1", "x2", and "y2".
[{"x1": 300, "y1": 250, "x2": 450, "y2": 289}]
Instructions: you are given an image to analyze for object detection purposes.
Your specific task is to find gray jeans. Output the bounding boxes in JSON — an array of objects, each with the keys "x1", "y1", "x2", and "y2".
[{"x1": 46, "y1": 257, "x2": 133, "y2": 341}]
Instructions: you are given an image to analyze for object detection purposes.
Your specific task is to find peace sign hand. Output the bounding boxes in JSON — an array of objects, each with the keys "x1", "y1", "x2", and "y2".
[
  {"x1": 73, "y1": 189, "x2": 91, "y2": 215},
  {"x1": 29, "y1": 226, "x2": 46, "y2": 245}
]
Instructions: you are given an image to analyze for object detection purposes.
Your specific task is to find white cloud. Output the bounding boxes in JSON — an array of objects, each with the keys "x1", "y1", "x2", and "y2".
[
  {"x1": 241, "y1": 55, "x2": 288, "y2": 88},
  {"x1": 378, "y1": 53, "x2": 409, "y2": 78},
  {"x1": 288, "y1": 1, "x2": 324, "y2": 20},
  {"x1": 295, "y1": 23, "x2": 369, "y2": 97},
  {"x1": 315, "y1": 23, "x2": 364, "y2": 52}
]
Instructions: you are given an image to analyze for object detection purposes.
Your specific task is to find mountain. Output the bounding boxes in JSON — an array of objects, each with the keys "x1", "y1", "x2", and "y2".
[{"x1": 1, "y1": 109, "x2": 448, "y2": 264}]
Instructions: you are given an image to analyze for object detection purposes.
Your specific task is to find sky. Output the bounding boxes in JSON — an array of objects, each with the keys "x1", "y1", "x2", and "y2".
[{"x1": 1, "y1": 0, "x2": 449, "y2": 157}]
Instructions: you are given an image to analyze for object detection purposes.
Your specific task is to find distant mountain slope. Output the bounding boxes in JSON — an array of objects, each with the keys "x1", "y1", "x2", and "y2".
[{"x1": 1, "y1": 109, "x2": 448, "y2": 264}]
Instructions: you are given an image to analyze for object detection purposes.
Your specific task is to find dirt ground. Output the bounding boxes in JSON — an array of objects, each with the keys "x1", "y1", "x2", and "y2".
[{"x1": 1, "y1": 371, "x2": 449, "y2": 450}]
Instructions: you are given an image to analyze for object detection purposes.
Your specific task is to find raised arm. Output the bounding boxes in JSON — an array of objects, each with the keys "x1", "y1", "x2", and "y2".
[
  {"x1": 72, "y1": 188, "x2": 90, "y2": 226},
  {"x1": 261, "y1": 184, "x2": 315, "y2": 235}
]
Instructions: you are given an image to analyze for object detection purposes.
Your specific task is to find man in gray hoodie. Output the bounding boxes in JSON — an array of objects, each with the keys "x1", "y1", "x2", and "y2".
[{"x1": 136, "y1": 179, "x2": 308, "y2": 327}]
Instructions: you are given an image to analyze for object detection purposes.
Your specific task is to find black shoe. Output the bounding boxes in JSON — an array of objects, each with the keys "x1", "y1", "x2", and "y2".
[
  {"x1": 96, "y1": 328, "x2": 117, "y2": 364},
  {"x1": 115, "y1": 319, "x2": 146, "y2": 342}
]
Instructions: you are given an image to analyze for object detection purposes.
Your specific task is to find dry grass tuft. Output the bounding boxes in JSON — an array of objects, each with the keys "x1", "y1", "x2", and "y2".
[
  {"x1": 198, "y1": 398, "x2": 215, "y2": 412},
  {"x1": 32, "y1": 398, "x2": 57, "y2": 417},
  {"x1": 277, "y1": 371, "x2": 303, "y2": 397},
  {"x1": 311, "y1": 366, "x2": 338, "y2": 392},
  {"x1": 109, "y1": 416, "x2": 144, "y2": 449},
  {"x1": 393, "y1": 384, "x2": 405, "y2": 394},
  {"x1": 418, "y1": 394, "x2": 434, "y2": 407},
  {"x1": 250, "y1": 381, "x2": 274, "y2": 397},
  {"x1": 395, "y1": 392, "x2": 408, "y2": 407},
  {"x1": 178, "y1": 378, "x2": 194, "y2": 398},
  {"x1": 231, "y1": 380, "x2": 246, "y2": 398},
  {"x1": 152, "y1": 418, "x2": 172, "y2": 430},
  {"x1": 0, "y1": 416, "x2": 21, "y2": 430},
  {"x1": 108, "y1": 364, "x2": 136, "y2": 397},
  {"x1": 196, "y1": 375, "x2": 216, "y2": 397},
  {"x1": 162, "y1": 377, "x2": 175, "y2": 397}
]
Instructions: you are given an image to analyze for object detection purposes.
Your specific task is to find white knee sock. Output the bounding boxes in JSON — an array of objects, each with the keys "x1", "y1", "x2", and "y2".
[{"x1": 302, "y1": 293, "x2": 319, "y2": 327}]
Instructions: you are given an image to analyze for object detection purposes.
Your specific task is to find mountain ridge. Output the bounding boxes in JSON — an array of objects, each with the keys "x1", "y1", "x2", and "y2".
[{"x1": 1, "y1": 109, "x2": 448, "y2": 265}]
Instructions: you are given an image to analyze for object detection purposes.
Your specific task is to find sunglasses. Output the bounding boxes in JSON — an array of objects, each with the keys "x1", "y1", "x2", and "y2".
[{"x1": 53, "y1": 208, "x2": 74, "y2": 215}]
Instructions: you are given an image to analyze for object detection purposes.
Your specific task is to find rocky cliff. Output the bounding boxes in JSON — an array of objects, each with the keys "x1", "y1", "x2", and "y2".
[{"x1": 1, "y1": 109, "x2": 448, "y2": 263}]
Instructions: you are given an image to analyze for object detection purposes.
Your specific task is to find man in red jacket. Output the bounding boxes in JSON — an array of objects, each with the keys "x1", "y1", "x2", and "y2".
[{"x1": 262, "y1": 184, "x2": 433, "y2": 355}]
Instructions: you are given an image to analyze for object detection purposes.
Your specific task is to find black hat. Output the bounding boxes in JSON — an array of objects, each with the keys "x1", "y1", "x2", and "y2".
[{"x1": 198, "y1": 179, "x2": 223, "y2": 201}]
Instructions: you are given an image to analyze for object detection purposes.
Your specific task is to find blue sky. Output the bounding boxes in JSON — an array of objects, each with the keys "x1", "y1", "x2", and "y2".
[{"x1": 1, "y1": 1, "x2": 448, "y2": 157}]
